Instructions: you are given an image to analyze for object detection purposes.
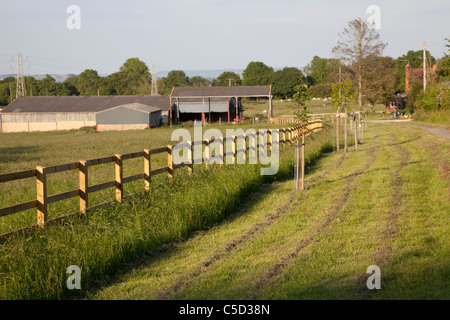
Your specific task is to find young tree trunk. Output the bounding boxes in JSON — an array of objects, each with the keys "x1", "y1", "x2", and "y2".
[
  {"x1": 336, "y1": 114, "x2": 340, "y2": 151},
  {"x1": 344, "y1": 108, "x2": 348, "y2": 153},
  {"x1": 354, "y1": 116, "x2": 358, "y2": 151}
]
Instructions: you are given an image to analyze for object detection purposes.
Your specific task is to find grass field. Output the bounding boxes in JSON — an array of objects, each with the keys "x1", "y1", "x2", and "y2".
[
  {"x1": 1, "y1": 101, "x2": 449, "y2": 300},
  {"x1": 0, "y1": 120, "x2": 334, "y2": 299},
  {"x1": 87, "y1": 122, "x2": 449, "y2": 300}
]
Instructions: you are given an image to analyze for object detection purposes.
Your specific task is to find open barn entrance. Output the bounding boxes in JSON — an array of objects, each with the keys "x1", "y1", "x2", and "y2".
[{"x1": 169, "y1": 86, "x2": 273, "y2": 125}]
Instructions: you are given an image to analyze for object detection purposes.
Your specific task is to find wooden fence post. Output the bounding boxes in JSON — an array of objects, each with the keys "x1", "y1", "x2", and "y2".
[
  {"x1": 167, "y1": 145, "x2": 173, "y2": 182},
  {"x1": 242, "y1": 135, "x2": 247, "y2": 163},
  {"x1": 233, "y1": 136, "x2": 237, "y2": 164},
  {"x1": 115, "y1": 154, "x2": 123, "y2": 202},
  {"x1": 188, "y1": 142, "x2": 194, "y2": 174},
  {"x1": 144, "y1": 149, "x2": 151, "y2": 190},
  {"x1": 204, "y1": 139, "x2": 210, "y2": 170},
  {"x1": 281, "y1": 128, "x2": 286, "y2": 147},
  {"x1": 301, "y1": 133, "x2": 305, "y2": 191},
  {"x1": 259, "y1": 132, "x2": 265, "y2": 159},
  {"x1": 219, "y1": 137, "x2": 224, "y2": 165},
  {"x1": 36, "y1": 166, "x2": 47, "y2": 228},
  {"x1": 79, "y1": 160, "x2": 88, "y2": 215},
  {"x1": 268, "y1": 129, "x2": 272, "y2": 151}
]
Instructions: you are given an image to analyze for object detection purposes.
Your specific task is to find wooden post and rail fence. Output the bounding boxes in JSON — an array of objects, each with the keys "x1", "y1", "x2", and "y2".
[{"x1": 0, "y1": 120, "x2": 322, "y2": 237}]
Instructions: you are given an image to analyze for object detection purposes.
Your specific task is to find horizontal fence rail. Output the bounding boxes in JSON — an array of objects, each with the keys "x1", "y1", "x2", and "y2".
[{"x1": 0, "y1": 121, "x2": 322, "y2": 235}]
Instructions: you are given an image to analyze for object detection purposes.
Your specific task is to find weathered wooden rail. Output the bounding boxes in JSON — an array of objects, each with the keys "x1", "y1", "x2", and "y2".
[{"x1": 0, "y1": 121, "x2": 322, "y2": 235}]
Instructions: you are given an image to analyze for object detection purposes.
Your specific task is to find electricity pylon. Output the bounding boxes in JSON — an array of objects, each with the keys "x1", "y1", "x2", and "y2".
[
  {"x1": 16, "y1": 53, "x2": 26, "y2": 99},
  {"x1": 151, "y1": 63, "x2": 158, "y2": 95}
]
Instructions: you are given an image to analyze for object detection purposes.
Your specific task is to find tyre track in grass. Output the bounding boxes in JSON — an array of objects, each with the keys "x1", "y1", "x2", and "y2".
[
  {"x1": 356, "y1": 128, "x2": 410, "y2": 299},
  {"x1": 157, "y1": 152, "x2": 348, "y2": 300},
  {"x1": 247, "y1": 148, "x2": 377, "y2": 299}
]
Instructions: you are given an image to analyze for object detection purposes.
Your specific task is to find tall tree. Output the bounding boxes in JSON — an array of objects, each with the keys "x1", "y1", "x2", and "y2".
[
  {"x1": 119, "y1": 57, "x2": 150, "y2": 79},
  {"x1": 435, "y1": 38, "x2": 450, "y2": 82},
  {"x1": 119, "y1": 58, "x2": 151, "y2": 93},
  {"x1": 39, "y1": 75, "x2": 59, "y2": 96},
  {"x1": 332, "y1": 18, "x2": 387, "y2": 110},
  {"x1": 304, "y1": 56, "x2": 341, "y2": 85},
  {"x1": 242, "y1": 61, "x2": 274, "y2": 86},
  {"x1": 360, "y1": 56, "x2": 399, "y2": 111},
  {"x1": 270, "y1": 67, "x2": 305, "y2": 99},
  {"x1": 211, "y1": 71, "x2": 241, "y2": 87},
  {"x1": 189, "y1": 76, "x2": 210, "y2": 87},
  {"x1": 163, "y1": 70, "x2": 189, "y2": 90},
  {"x1": 77, "y1": 69, "x2": 100, "y2": 95}
]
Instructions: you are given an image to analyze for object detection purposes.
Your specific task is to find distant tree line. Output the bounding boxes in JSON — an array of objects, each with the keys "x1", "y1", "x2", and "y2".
[{"x1": 1, "y1": 34, "x2": 448, "y2": 112}]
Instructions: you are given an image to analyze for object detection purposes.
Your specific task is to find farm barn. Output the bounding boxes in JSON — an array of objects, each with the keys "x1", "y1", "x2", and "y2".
[
  {"x1": 170, "y1": 86, "x2": 273, "y2": 124},
  {"x1": 0, "y1": 95, "x2": 176, "y2": 133},
  {"x1": 96, "y1": 103, "x2": 162, "y2": 131}
]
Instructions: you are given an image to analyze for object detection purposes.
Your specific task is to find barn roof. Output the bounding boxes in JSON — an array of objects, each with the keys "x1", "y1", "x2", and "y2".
[
  {"x1": 98, "y1": 103, "x2": 161, "y2": 114},
  {"x1": 1, "y1": 95, "x2": 171, "y2": 113},
  {"x1": 171, "y1": 86, "x2": 272, "y2": 98}
]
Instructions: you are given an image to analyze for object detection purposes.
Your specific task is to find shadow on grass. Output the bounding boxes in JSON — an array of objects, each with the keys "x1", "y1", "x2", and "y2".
[{"x1": 0, "y1": 146, "x2": 39, "y2": 165}]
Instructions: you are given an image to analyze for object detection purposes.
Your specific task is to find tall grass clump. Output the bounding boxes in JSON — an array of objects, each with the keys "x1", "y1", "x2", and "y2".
[{"x1": 0, "y1": 126, "x2": 333, "y2": 300}]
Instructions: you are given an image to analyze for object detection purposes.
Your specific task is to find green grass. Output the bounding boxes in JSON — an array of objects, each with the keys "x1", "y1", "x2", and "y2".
[
  {"x1": 0, "y1": 122, "x2": 285, "y2": 234},
  {"x1": 413, "y1": 109, "x2": 450, "y2": 127},
  {"x1": 88, "y1": 122, "x2": 449, "y2": 300},
  {"x1": 0, "y1": 124, "x2": 335, "y2": 299}
]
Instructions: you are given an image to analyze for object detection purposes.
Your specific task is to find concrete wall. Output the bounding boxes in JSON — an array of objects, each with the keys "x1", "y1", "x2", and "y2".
[
  {"x1": 0, "y1": 113, "x2": 96, "y2": 133},
  {"x1": 1, "y1": 121, "x2": 96, "y2": 133}
]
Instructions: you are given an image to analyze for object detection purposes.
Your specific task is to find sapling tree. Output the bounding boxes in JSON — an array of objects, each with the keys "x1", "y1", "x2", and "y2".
[
  {"x1": 288, "y1": 83, "x2": 310, "y2": 190},
  {"x1": 331, "y1": 77, "x2": 354, "y2": 153}
]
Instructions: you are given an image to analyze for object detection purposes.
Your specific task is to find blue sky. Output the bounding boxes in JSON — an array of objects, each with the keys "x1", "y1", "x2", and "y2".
[{"x1": 0, "y1": 0, "x2": 449, "y2": 75}]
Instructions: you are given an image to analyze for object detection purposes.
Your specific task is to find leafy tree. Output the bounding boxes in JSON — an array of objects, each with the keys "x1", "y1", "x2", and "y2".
[
  {"x1": 119, "y1": 57, "x2": 150, "y2": 79},
  {"x1": 436, "y1": 38, "x2": 450, "y2": 81},
  {"x1": 211, "y1": 71, "x2": 241, "y2": 86},
  {"x1": 242, "y1": 61, "x2": 273, "y2": 86},
  {"x1": 359, "y1": 56, "x2": 399, "y2": 111},
  {"x1": 289, "y1": 83, "x2": 309, "y2": 126},
  {"x1": 59, "y1": 82, "x2": 79, "y2": 96},
  {"x1": 156, "y1": 78, "x2": 171, "y2": 95},
  {"x1": 269, "y1": 67, "x2": 305, "y2": 99},
  {"x1": 306, "y1": 83, "x2": 332, "y2": 98},
  {"x1": 189, "y1": 76, "x2": 210, "y2": 87},
  {"x1": 415, "y1": 83, "x2": 450, "y2": 111},
  {"x1": 103, "y1": 71, "x2": 131, "y2": 95},
  {"x1": 39, "y1": 75, "x2": 59, "y2": 96},
  {"x1": 332, "y1": 18, "x2": 387, "y2": 110},
  {"x1": 163, "y1": 70, "x2": 189, "y2": 90},
  {"x1": 0, "y1": 77, "x2": 15, "y2": 106},
  {"x1": 304, "y1": 56, "x2": 341, "y2": 85},
  {"x1": 331, "y1": 76, "x2": 354, "y2": 152},
  {"x1": 62, "y1": 75, "x2": 79, "y2": 96},
  {"x1": 77, "y1": 69, "x2": 100, "y2": 95},
  {"x1": 25, "y1": 76, "x2": 39, "y2": 96}
]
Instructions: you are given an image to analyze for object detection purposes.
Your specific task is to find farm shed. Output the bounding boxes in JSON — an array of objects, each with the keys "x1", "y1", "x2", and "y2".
[
  {"x1": 170, "y1": 85, "x2": 273, "y2": 124},
  {"x1": 96, "y1": 103, "x2": 162, "y2": 131},
  {"x1": 175, "y1": 97, "x2": 241, "y2": 123},
  {"x1": 0, "y1": 95, "x2": 175, "y2": 133}
]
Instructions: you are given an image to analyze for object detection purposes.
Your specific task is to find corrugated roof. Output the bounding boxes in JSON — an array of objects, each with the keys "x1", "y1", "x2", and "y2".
[
  {"x1": 171, "y1": 86, "x2": 272, "y2": 98},
  {"x1": 121, "y1": 103, "x2": 161, "y2": 113},
  {"x1": 1, "y1": 95, "x2": 171, "y2": 113}
]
